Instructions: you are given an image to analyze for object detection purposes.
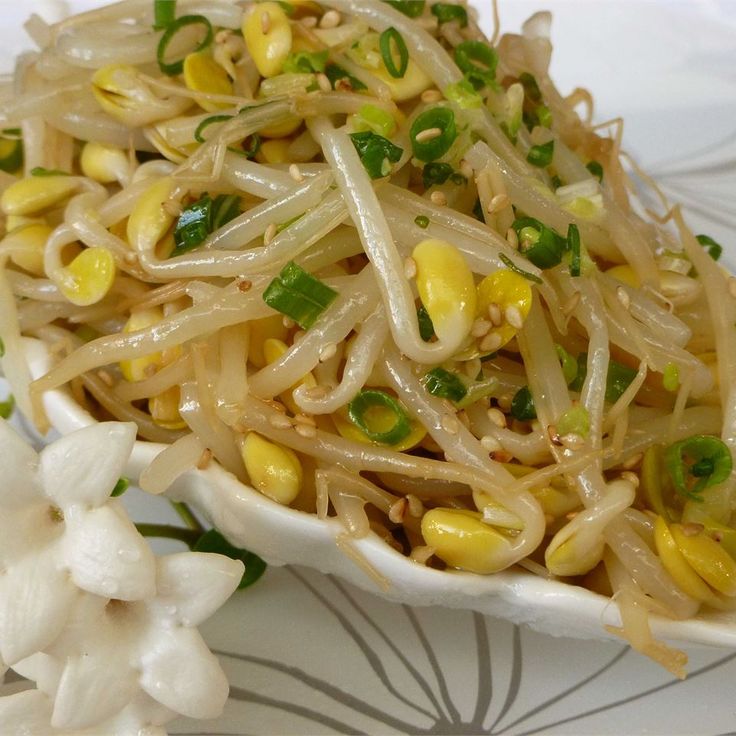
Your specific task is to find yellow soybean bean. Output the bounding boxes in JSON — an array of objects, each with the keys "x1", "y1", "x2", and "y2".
[
  {"x1": 59, "y1": 247, "x2": 116, "y2": 306},
  {"x1": 126, "y1": 177, "x2": 178, "y2": 254},
  {"x1": 242, "y1": 1, "x2": 293, "y2": 78},
  {"x1": 1, "y1": 175, "x2": 79, "y2": 217},
  {"x1": 242, "y1": 432, "x2": 302, "y2": 505},
  {"x1": 183, "y1": 52, "x2": 233, "y2": 111}
]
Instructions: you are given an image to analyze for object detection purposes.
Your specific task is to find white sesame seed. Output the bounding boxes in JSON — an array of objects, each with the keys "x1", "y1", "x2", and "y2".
[
  {"x1": 487, "y1": 302, "x2": 502, "y2": 326},
  {"x1": 300, "y1": 15, "x2": 318, "y2": 28},
  {"x1": 421, "y1": 89, "x2": 443, "y2": 103},
  {"x1": 295, "y1": 423, "x2": 317, "y2": 438},
  {"x1": 506, "y1": 228, "x2": 519, "y2": 250},
  {"x1": 497, "y1": 393, "x2": 512, "y2": 411},
  {"x1": 430, "y1": 190, "x2": 447, "y2": 206},
  {"x1": 681, "y1": 522, "x2": 704, "y2": 537},
  {"x1": 263, "y1": 223, "x2": 277, "y2": 245},
  {"x1": 316, "y1": 73, "x2": 332, "y2": 92},
  {"x1": 616, "y1": 285, "x2": 631, "y2": 310},
  {"x1": 404, "y1": 256, "x2": 417, "y2": 280},
  {"x1": 196, "y1": 448, "x2": 213, "y2": 470},
  {"x1": 459, "y1": 159, "x2": 474, "y2": 179},
  {"x1": 487, "y1": 193, "x2": 510, "y2": 214},
  {"x1": 441, "y1": 415, "x2": 459, "y2": 434},
  {"x1": 388, "y1": 497, "x2": 407, "y2": 524},
  {"x1": 260, "y1": 11, "x2": 271, "y2": 34},
  {"x1": 406, "y1": 494, "x2": 424, "y2": 517},
  {"x1": 480, "y1": 434, "x2": 502, "y2": 452},
  {"x1": 415, "y1": 127, "x2": 442, "y2": 143},
  {"x1": 471, "y1": 318, "x2": 492, "y2": 338},
  {"x1": 236, "y1": 279, "x2": 252, "y2": 292},
  {"x1": 620, "y1": 470, "x2": 640, "y2": 488},
  {"x1": 319, "y1": 9, "x2": 341, "y2": 28},
  {"x1": 282, "y1": 316, "x2": 295, "y2": 329},
  {"x1": 319, "y1": 342, "x2": 337, "y2": 362},
  {"x1": 269, "y1": 414, "x2": 293, "y2": 429},
  {"x1": 486, "y1": 407, "x2": 507, "y2": 428},
  {"x1": 505, "y1": 304, "x2": 524, "y2": 330},
  {"x1": 289, "y1": 163, "x2": 304, "y2": 182},
  {"x1": 479, "y1": 332, "x2": 502, "y2": 353}
]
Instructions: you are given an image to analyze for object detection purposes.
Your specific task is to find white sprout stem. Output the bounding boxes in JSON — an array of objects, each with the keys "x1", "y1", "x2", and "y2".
[{"x1": 139, "y1": 432, "x2": 205, "y2": 495}]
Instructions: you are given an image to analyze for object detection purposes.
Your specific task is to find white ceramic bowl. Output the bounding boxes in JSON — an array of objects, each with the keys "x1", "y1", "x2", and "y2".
[{"x1": 24, "y1": 338, "x2": 736, "y2": 649}]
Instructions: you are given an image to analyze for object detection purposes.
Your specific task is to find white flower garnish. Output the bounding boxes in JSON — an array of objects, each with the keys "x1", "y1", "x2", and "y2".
[{"x1": 0, "y1": 420, "x2": 245, "y2": 734}]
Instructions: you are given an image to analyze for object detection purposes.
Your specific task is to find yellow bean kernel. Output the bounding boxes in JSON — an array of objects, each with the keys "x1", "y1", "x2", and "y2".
[
  {"x1": 149, "y1": 386, "x2": 187, "y2": 430},
  {"x1": 545, "y1": 529, "x2": 605, "y2": 577},
  {"x1": 475, "y1": 269, "x2": 533, "y2": 350},
  {"x1": 58, "y1": 247, "x2": 116, "y2": 306},
  {"x1": 80, "y1": 142, "x2": 130, "y2": 184},
  {"x1": 671, "y1": 523, "x2": 736, "y2": 597},
  {"x1": 605, "y1": 264, "x2": 640, "y2": 288},
  {"x1": 249, "y1": 314, "x2": 290, "y2": 368},
  {"x1": 119, "y1": 307, "x2": 165, "y2": 382},
  {"x1": 256, "y1": 138, "x2": 292, "y2": 164},
  {"x1": 1, "y1": 175, "x2": 79, "y2": 217},
  {"x1": 183, "y1": 51, "x2": 233, "y2": 111},
  {"x1": 412, "y1": 238, "x2": 476, "y2": 350},
  {"x1": 373, "y1": 58, "x2": 432, "y2": 101},
  {"x1": 421, "y1": 508, "x2": 512, "y2": 574},
  {"x1": 4, "y1": 223, "x2": 52, "y2": 276},
  {"x1": 242, "y1": 431, "x2": 303, "y2": 505},
  {"x1": 333, "y1": 401, "x2": 426, "y2": 452},
  {"x1": 242, "y1": 1, "x2": 293, "y2": 78},
  {"x1": 126, "y1": 177, "x2": 178, "y2": 254}
]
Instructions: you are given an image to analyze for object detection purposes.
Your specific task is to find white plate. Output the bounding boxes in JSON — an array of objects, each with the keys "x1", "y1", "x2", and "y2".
[{"x1": 4, "y1": 2, "x2": 736, "y2": 734}]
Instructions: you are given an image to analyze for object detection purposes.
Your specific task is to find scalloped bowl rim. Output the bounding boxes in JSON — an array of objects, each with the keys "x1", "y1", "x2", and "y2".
[{"x1": 23, "y1": 338, "x2": 736, "y2": 649}]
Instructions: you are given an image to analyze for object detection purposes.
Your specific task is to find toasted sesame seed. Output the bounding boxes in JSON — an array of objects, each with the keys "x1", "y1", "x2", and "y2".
[
  {"x1": 295, "y1": 423, "x2": 317, "y2": 438},
  {"x1": 562, "y1": 290, "x2": 581, "y2": 316},
  {"x1": 269, "y1": 414, "x2": 293, "y2": 429},
  {"x1": 620, "y1": 470, "x2": 640, "y2": 488},
  {"x1": 480, "y1": 434, "x2": 502, "y2": 452},
  {"x1": 289, "y1": 163, "x2": 304, "y2": 182},
  {"x1": 487, "y1": 193, "x2": 510, "y2": 214},
  {"x1": 441, "y1": 415, "x2": 459, "y2": 434},
  {"x1": 616, "y1": 285, "x2": 631, "y2": 310},
  {"x1": 236, "y1": 279, "x2": 252, "y2": 292},
  {"x1": 263, "y1": 223, "x2": 277, "y2": 245},
  {"x1": 319, "y1": 342, "x2": 337, "y2": 362},
  {"x1": 487, "y1": 302, "x2": 502, "y2": 326},
  {"x1": 479, "y1": 332, "x2": 502, "y2": 353},
  {"x1": 282, "y1": 316, "x2": 295, "y2": 328},
  {"x1": 506, "y1": 227, "x2": 519, "y2": 249},
  {"x1": 681, "y1": 522, "x2": 704, "y2": 537},
  {"x1": 415, "y1": 127, "x2": 442, "y2": 143},
  {"x1": 316, "y1": 73, "x2": 332, "y2": 92},
  {"x1": 260, "y1": 11, "x2": 271, "y2": 34},
  {"x1": 388, "y1": 497, "x2": 407, "y2": 524},
  {"x1": 505, "y1": 304, "x2": 524, "y2": 330},
  {"x1": 430, "y1": 190, "x2": 447, "y2": 206},
  {"x1": 491, "y1": 449, "x2": 513, "y2": 463},
  {"x1": 319, "y1": 9, "x2": 341, "y2": 28},
  {"x1": 421, "y1": 89, "x2": 443, "y2": 104},
  {"x1": 547, "y1": 424, "x2": 561, "y2": 444},
  {"x1": 459, "y1": 159, "x2": 474, "y2": 179},
  {"x1": 404, "y1": 256, "x2": 417, "y2": 279},
  {"x1": 300, "y1": 15, "x2": 318, "y2": 28},
  {"x1": 471, "y1": 318, "x2": 492, "y2": 337},
  {"x1": 486, "y1": 407, "x2": 506, "y2": 428},
  {"x1": 406, "y1": 494, "x2": 424, "y2": 517},
  {"x1": 196, "y1": 448, "x2": 213, "y2": 470},
  {"x1": 497, "y1": 393, "x2": 513, "y2": 411}
]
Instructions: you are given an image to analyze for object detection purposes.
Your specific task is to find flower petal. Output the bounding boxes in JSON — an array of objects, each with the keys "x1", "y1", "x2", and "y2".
[
  {"x1": 139, "y1": 627, "x2": 229, "y2": 720},
  {"x1": 11, "y1": 652, "x2": 62, "y2": 696},
  {"x1": 0, "y1": 419, "x2": 41, "y2": 509},
  {"x1": 52, "y1": 645, "x2": 139, "y2": 730},
  {"x1": 0, "y1": 689, "x2": 54, "y2": 735},
  {"x1": 94, "y1": 692, "x2": 175, "y2": 736},
  {"x1": 40, "y1": 422, "x2": 136, "y2": 509},
  {"x1": 0, "y1": 549, "x2": 76, "y2": 665},
  {"x1": 64, "y1": 505, "x2": 156, "y2": 601},
  {"x1": 151, "y1": 552, "x2": 243, "y2": 627}
]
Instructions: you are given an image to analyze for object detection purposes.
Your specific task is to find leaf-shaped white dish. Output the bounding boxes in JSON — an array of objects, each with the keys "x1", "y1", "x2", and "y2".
[{"x1": 23, "y1": 338, "x2": 736, "y2": 650}]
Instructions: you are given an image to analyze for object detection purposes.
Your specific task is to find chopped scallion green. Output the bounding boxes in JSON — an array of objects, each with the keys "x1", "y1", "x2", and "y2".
[
  {"x1": 283, "y1": 49, "x2": 329, "y2": 74},
  {"x1": 431, "y1": 3, "x2": 468, "y2": 26},
  {"x1": 663, "y1": 362, "x2": 680, "y2": 393},
  {"x1": 172, "y1": 193, "x2": 241, "y2": 257},
  {"x1": 0, "y1": 129, "x2": 22, "y2": 173},
  {"x1": 510, "y1": 386, "x2": 536, "y2": 421},
  {"x1": 423, "y1": 367, "x2": 468, "y2": 402},
  {"x1": 696, "y1": 234, "x2": 723, "y2": 261},
  {"x1": 153, "y1": 0, "x2": 177, "y2": 29},
  {"x1": 444, "y1": 79, "x2": 483, "y2": 109},
  {"x1": 557, "y1": 405, "x2": 590, "y2": 438},
  {"x1": 383, "y1": 0, "x2": 425, "y2": 17},
  {"x1": 380, "y1": 27, "x2": 409, "y2": 78},
  {"x1": 349, "y1": 131, "x2": 403, "y2": 179},
  {"x1": 111, "y1": 477, "x2": 130, "y2": 497},
  {"x1": 415, "y1": 214, "x2": 430, "y2": 229},
  {"x1": 454, "y1": 41, "x2": 498, "y2": 90},
  {"x1": 157, "y1": 14, "x2": 213, "y2": 76},
  {"x1": 30, "y1": 167, "x2": 69, "y2": 177},
  {"x1": 422, "y1": 162, "x2": 454, "y2": 189},
  {"x1": 410, "y1": 107, "x2": 456, "y2": 162},
  {"x1": 354, "y1": 104, "x2": 396, "y2": 138},
  {"x1": 586, "y1": 160, "x2": 604, "y2": 182},
  {"x1": 567, "y1": 223, "x2": 581, "y2": 277},
  {"x1": 194, "y1": 113, "x2": 233, "y2": 143},
  {"x1": 0, "y1": 394, "x2": 14, "y2": 420},
  {"x1": 498, "y1": 253, "x2": 543, "y2": 284},
  {"x1": 325, "y1": 63, "x2": 367, "y2": 91},
  {"x1": 348, "y1": 389, "x2": 412, "y2": 445},
  {"x1": 417, "y1": 305, "x2": 435, "y2": 340},
  {"x1": 555, "y1": 344, "x2": 578, "y2": 385},
  {"x1": 526, "y1": 140, "x2": 554, "y2": 168},
  {"x1": 512, "y1": 216, "x2": 566, "y2": 269},
  {"x1": 664, "y1": 435, "x2": 732, "y2": 501}
]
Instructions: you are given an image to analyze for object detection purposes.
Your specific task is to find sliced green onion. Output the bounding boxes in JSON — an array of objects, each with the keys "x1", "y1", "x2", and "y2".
[
  {"x1": 696, "y1": 234, "x2": 723, "y2": 261},
  {"x1": 431, "y1": 3, "x2": 468, "y2": 26},
  {"x1": 263, "y1": 261, "x2": 338, "y2": 330},
  {"x1": 354, "y1": 104, "x2": 396, "y2": 137},
  {"x1": 422, "y1": 162, "x2": 454, "y2": 189},
  {"x1": 193, "y1": 529, "x2": 267, "y2": 589},
  {"x1": 325, "y1": 63, "x2": 367, "y2": 91},
  {"x1": 194, "y1": 113, "x2": 233, "y2": 143},
  {"x1": 153, "y1": 0, "x2": 177, "y2": 29},
  {"x1": 518, "y1": 72, "x2": 542, "y2": 103},
  {"x1": 663, "y1": 362, "x2": 680, "y2": 393},
  {"x1": 380, "y1": 27, "x2": 409, "y2": 78},
  {"x1": 555, "y1": 344, "x2": 578, "y2": 385},
  {"x1": 349, "y1": 131, "x2": 403, "y2": 179},
  {"x1": 0, "y1": 337, "x2": 5, "y2": 357},
  {"x1": 454, "y1": 41, "x2": 498, "y2": 90},
  {"x1": 0, "y1": 130, "x2": 22, "y2": 173},
  {"x1": 417, "y1": 304, "x2": 435, "y2": 341},
  {"x1": 0, "y1": 394, "x2": 14, "y2": 420},
  {"x1": 283, "y1": 49, "x2": 329, "y2": 74},
  {"x1": 384, "y1": 0, "x2": 425, "y2": 17},
  {"x1": 172, "y1": 193, "x2": 241, "y2": 257},
  {"x1": 536, "y1": 105, "x2": 552, "y2": 128},
  {"x1": 423, "y1": 367, "x2": 468, "y2": 402},
  {"x1": 410, "y1": 107, "x2": 456, "y2": 162},
  {"x1": 665, "y1": 435, "x2": 732, "y2": 501},
  {"x1": 30, "y1": 166, "x2": 69, "y2": 177},
  {"x1": 512, "y1": 216, "x2": 566, "y2": 269},
  {"x1": 498, "y1": 253, "x2": 543, "y2": 284},
  {"x1": 235, "y1": 133, "x2": 261, "y2": 159},
  {"x1": 526, "y1": 140, "x2": 554, "y2": 168},
  {"x1": 157, "y1": 14, "x2": 213, "y2": 76},
  {"x1": 444, "y1": 79, "x2": 483, "y2": 109},
  {"x1": 449, "y1": 172, "x2": 467, "y2": 185},
  {"x1": 605, "y1": 360, "x2": 637, "y2": 403},
  {"x1": 550, "y1": 174, "x2": 563, "y2": 190},
  {"x1": 348, "y1": 389, "x2": 412, "y2": 445},
  {"x1": 567, "y1": 223, "x2": 581, "y2": 277},
  {"x1": 510, "y1": 386, "x2": 536, "y2": 421},
  {"x1": 415, "y1": 214, "x2": 430, "y2": 229},
  {"x1": 586, "y1": 160, "x2": 604, "y2": 182},
  {"x1": 111, "y1": 477, "x2": 130, "y2": 497},
  {"x1": 557, "y1": 405, "x2": 590, "y2": 438}
]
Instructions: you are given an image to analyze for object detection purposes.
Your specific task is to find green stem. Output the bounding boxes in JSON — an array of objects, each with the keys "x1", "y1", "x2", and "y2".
[
  {"x1": 169, "y1": 500, "x2": 205, "y2": 533},
  {"x1": 136, "y1": 523, "x2": 200, "y2": 547}
]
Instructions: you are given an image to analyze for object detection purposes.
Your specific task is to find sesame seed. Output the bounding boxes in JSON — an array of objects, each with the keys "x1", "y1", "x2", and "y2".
[
  {"x1": 430, "y1": 190, "x2": 447, "y2": 206},
  {"x1": 196, "y1": 448, "x2": 213, "y2": 470},
  {"x1": 295, "y1": 423, "x2": 317, "y2": 438},
  {"x1": 506, "y1": 228, "x2": 519, "y2": 249},
  {"x1": 269, "y1": 414, "x2": 293, "y2": 429},
  {"x1": 441, "y1": 415, "x2": 459, "y2": 434},
  {"x1": 316, "y1": 73, "x2": 332, "y2": 92},
  {"x1": 505, "y1": 304, "x2": 524, "y2": 330},
  {"x1": 300, "y1": 15, "x2": 318, "y2": 28},
  {"x1": 562, "y1": 291, "x2": 581, "y2": 316},
  {"x1": 622, "y1": 452, "x2": 643, "y2": 470},
  {"x1": 236, "y1": 279, "x2": 252, "y2": 292},
  {"x1": 282, "y1": 316, "x2": 295, "y2": 329},
  {"x1": 616, "y1": 285, "x2": 631, "y2": 310},
  {"x1": 415, "y1": 127, "x2": 442, "y2": 143},
  {"x1": 491, "y1": 449, "x2": 513, "y2": 463},
  {"x1": 421, "y1": 89, "x2": 443, "y2": 103},
  {"x1": 406, "y1": 494, "x2": 424, "y2": 517},
  {"x1": 480, "y1": 434, "x2": 502, "y2": 452},
  {"x1": 260, "y1": 11, "x2": 271, "y2": 34},
  {"x1": 497, "y1": 393, "x2": 513, "y2": 411},
  {"x1": 388, "y1": 497, "x2": 407, "y2": 524},
  {"x1": 459, "y1": 159, "x2": 474, "y2": 179},
  {"x1": 729, "y1": 278, "x2": 736, "y2": 299},
  {"x1": 487, "y1": 302, "x2": 502, "y2": 326},
  {"x1": 487, "y1": 193, "x2": 510, "y2": 214},
  {"x1": 620, "y1": 470, "x2": 640, "y2": 488},
  {"x1": 547, "y1": 424, "x2": 561, "y2": 444},
  {"x1": 404, "y1": 256, "x2": 417, "y2": 280},
  {"x1": 681, "y1": 522, "x2": 704, "y2": 537},
  {"x1": 267, "y1": 399, "x2": 287, "y2": 413},
  {"x1": 486, "y1": 407, "x2": 506, "y2": 428},
  {"x1": 319, "y1": 9, "x2": 341, "y2": 28},
  {"x1": 471, "y1": 318, "x2": 492, "y2": 337},
  {"x1": 263, "y1": 223, "x2": 277, "y2": 245},
  {"x1": 319, "y1": 342, "x2": 337, "y2": 362},
  {"x1": 479, "y1": 332, "x2": 502, "y2": 353},
  {"x1": 289, "y1": 163, "x2": 304, "y2": 182}
]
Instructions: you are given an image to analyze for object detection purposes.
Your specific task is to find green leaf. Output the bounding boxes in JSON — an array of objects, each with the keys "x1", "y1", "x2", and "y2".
[{"x1": 193, "y1": 529, "x2": 267, "y2": 589}]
